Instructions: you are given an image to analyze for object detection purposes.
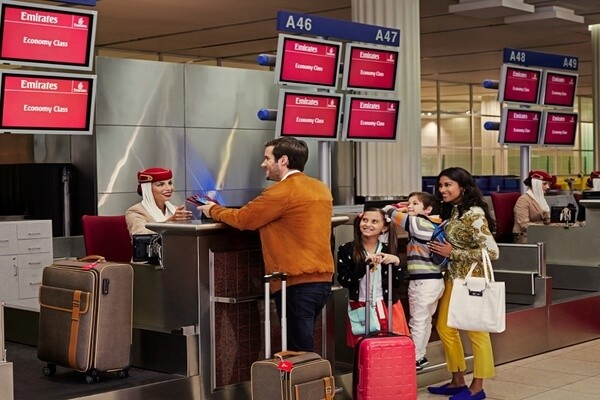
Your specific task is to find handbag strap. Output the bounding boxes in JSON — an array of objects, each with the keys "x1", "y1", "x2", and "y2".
[{"x1": 465, "y1": 248, "x2": 495, "y2": 283}]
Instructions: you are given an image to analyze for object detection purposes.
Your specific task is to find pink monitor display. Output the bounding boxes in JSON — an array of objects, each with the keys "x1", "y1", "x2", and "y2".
[
  {"x1": 541, "y1": 70, "x2": 577, "y2": 108},
  {"x1": 499, "y1": 108, "x2": 542, "y2": 146},
  {"x1": 0, "y1": 0, "x2": 97, "y2": 70},
  {"x1": 498, "y1": 64, "x2": 542, "y2": 105},
  {"x1": 540, "y1": 111, "x2": 578, "y2": 147},
  {"x1": 0, "y1": 70, "x2": 96, "y2": 135},
  {"x1": 275, "y1": 90, "x2": 342, "y2": 140},
  {"x1": 342, "y1": 95, "x2": 400, "y2": 142},
  {"x1": 342, "y1": 43, "x2": 399, "y2": 92},
  {"x1": 274, "y1": 34, "x2": 342, "y2": 90}
]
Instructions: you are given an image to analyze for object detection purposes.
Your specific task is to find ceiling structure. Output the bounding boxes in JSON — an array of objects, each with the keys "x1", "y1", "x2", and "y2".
[{"x1": 33, "y1": 0, "x2": 600, "y2": 103}]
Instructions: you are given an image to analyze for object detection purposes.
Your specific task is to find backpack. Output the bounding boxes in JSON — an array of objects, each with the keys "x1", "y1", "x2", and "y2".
[{"x1": 405, "y1": 215, "x2": 449, "y2": 268}]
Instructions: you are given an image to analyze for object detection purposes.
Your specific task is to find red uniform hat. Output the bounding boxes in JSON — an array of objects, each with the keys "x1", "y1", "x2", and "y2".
[
  {"x1": 136, "y1": 167, "x2": 172, "y2": 195},
  {"x1": 528, "y1": 170, "x2": 553, "y2": 182},
  {"x1": 586, "y1": 170, "x2": 600, "y2": 188}
]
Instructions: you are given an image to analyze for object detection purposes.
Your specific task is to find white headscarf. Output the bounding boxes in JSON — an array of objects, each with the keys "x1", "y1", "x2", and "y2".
[
  {"x1": 526, "y1": 178, "x2": 550, "y2": 213},
  {"x1": 140, "y1": 182, "x2": 177, "y2": 222}
]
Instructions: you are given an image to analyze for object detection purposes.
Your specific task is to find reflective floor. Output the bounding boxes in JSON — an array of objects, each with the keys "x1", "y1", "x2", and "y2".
[{"x1": 418, "y1": 338, "x2": 600, "y2": 400}]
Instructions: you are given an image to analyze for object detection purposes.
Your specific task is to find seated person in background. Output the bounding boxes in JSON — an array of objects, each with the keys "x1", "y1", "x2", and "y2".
[
  {"x1": 512, "y1": 170, "x2": 552, "y2": 244},
  {"x1": 125, "y1": 167, "x2": 191, "y2": 236},
  {"x1": 578, "y1": 170, "x2": 600, "y2": 222}
]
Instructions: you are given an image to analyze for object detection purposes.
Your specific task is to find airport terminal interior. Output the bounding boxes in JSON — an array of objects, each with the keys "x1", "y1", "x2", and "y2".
[{"x1": 2, "y1": 0, "x2": 600, "y2": 399}]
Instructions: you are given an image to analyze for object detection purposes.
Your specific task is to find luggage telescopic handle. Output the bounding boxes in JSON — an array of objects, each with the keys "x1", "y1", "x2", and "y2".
[
  {"x1": 264, "y1": 272, "x2": 287, "y2": 359},
  {"x1": 1, "y1": 302, "x2": 6, "y2": 362},
  {"x1": 364, "y1": 262, "x2": 395, "y2": 336}
]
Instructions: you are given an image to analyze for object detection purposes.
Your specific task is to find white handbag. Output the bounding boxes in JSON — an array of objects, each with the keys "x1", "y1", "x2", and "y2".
[{"x1": 447, "y1": 248, "x2": 506, "y2": 333}]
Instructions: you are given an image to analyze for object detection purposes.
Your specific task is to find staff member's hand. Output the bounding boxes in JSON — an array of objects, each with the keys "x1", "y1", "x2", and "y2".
[
  {"x1": 170, "y1": 205, "x2": 193, "y2": 221},
  {"x1": 428, "y1": 239, "x2": 452, "y2": 258},
  {"x1": 197, "y1": 202, "x2": 216, "y2": 218}
]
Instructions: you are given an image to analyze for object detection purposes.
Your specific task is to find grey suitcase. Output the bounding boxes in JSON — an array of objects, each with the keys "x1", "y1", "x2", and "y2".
[
  {"x1": 250, "y1": 272, "x2": 335, "y2": 400},
  {"x1": 37, "y1": 257, "x2": 133, "y2": 383}
]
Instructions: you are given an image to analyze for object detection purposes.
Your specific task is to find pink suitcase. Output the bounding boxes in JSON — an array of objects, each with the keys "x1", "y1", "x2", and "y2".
[{"x1": 352, "y1": 262, "x2": 417, "y2": 399}]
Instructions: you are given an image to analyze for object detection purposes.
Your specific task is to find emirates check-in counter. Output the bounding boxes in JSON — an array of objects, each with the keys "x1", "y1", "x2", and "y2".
[{"x1": 131, "y1": 216, "x2": 348, "y2": 400}]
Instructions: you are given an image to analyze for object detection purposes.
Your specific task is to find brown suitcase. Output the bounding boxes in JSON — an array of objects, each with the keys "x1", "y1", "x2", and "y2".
[
  {"x1": 37, "y1": 257, "x2": 133, "y2": 383},
  {"x1": 250, "y1": 273, "x2": 335, "y2": 400}
]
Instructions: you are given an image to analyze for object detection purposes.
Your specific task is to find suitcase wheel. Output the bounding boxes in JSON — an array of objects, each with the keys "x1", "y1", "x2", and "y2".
[
  {"x1": 85, "y1": 369, "x2": 100, "y2": 384},
  {"x1": 42, "y1": 364, "x2": 56, "y2": 377},
  {"x1": 117, "y1": 369, "x2": 130, "y2": 379}
]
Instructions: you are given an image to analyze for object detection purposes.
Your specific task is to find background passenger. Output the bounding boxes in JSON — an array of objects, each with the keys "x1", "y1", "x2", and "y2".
[
  {"x1": 512, "y1": 170, "x2": 552, "y2": 244},
  {"x1": 337, "y1": 208, "x2": 409, "y2": 348},
  {"x1": 384, "y1": 192, "x2": 444, "y2": 371},
  {"x1": 427, "y1": 167, "x2": 498, "y2": 400},
  {"x1": 197, "y1": 137, "x2": 333, "y2": 352},
  {"x1": 125, "y1": 167, "x2": 192, "y2": 236},
  {"x1": 586, "y1": 170, "x2": 600, "y2": 191}
]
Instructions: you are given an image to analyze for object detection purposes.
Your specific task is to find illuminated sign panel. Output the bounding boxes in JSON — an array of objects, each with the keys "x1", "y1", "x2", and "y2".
[
  {"x1": 342, "y1": 43, "x2": 398, "y2": 91},
  {"x1": 0, "y1": 0, "x2": 97, "y2": 70},
  {"x1": 275, "y1": 90, "x2": 342, "y2": 140},
  {"x1": 498, "y1": 64, "x2": 542, "y2": 105},
  {"x1": 541, "y1": 70, "x2": 577, "y2": 108},
  {"x1": 540, "y1": 111, "x2": 578, "y2": 147},
  {"x1": 342, "y1": 95, "x2": 400, "y2": 142},
  {"x1": 499, "y1": 108, "x2": 542, "y2": 146},
  {"x1": 0, "y1": 70, "x2": 96, "y2": 134},
  {"x1": 274, "y1": 34, "x2": 342, "y2": 89}
]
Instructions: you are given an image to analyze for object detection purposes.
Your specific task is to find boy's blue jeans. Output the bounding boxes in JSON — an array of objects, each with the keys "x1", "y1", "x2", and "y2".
[{"x1": 273, "y1": 282, "x2": 331, "y2": 352}]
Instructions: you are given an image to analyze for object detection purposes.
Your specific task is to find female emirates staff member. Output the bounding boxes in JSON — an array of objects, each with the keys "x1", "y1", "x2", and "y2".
[
  {"x1": 512, "y1": 170, "x2": 553, "y2": 244},
  {"x1": 125, "y1": 167, "x2": 191, "y2": 236},
  {"x1": 427, "y1": 167, "x2": 499, "y2": 400}
]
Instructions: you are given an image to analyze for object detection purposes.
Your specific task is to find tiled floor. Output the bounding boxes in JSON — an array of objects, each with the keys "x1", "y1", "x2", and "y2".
[{"x1": 418, "y1": 338, "x2": 600, "y2": 400}]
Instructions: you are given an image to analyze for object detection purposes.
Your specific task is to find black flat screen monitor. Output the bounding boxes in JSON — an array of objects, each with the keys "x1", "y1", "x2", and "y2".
[
  {"x1": 273, "y1": 34, "x2": 342, "y2": 90},
  {"x1": 498, "y1": 108, "x2": 542, "y2": 146},
  {"x1": 341, "y1": 95, "x2": 400, "y2": 142},
  {"x1": 0, "y1": 69, "x2": 96, "y2": 135},
  {"x1": 341, "y1": 42, "x2": 399, "y2": 92},
  {"x1": 539, "y1": 110, "x2": 578, "y2": 147},
  {"x1": 275, "y1": 89, "x2": 342, "y2": 141},
  {"x1": 0, "y1": 0, "x2": 96, "y2": 70},
  {"x1": 540, "y1": 70, "x2": 577, "y2": 108},
  {"x1": 497, "y1": 64, "x2": 542, "y2": 105}
]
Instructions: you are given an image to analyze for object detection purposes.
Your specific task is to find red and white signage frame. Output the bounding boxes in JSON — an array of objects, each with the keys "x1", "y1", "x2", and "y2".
[
  {"x1": 341, "y1": 42, "x2": 399, "y2": 92},
  {"x1": 538, "y1": 110, "x2": 578, "y2": 147},
  {"x1": 341, "y1": 94, "x2": 400, "y2": 142},
  {"x1": 540, "y1": 69, "x2": 578, "y2": 108},
  {"x1": 0, "y1": 0, "x2": 97, "y2": 71},
  {"x1": 498, "y1": 107, "x2": 542, "y2": 146},
  {"x1": 0, "y1": 69, "x2": 97, "y2": 135},
  {"x1": 497, "y1": 64, "x2": 542, "y2": 106},
  {"x1": 273, "y1": 33, "x2": 342, "y2": 90},
  {"x1": 274, "y1": 89, "x2": 343, "y2": 141}
]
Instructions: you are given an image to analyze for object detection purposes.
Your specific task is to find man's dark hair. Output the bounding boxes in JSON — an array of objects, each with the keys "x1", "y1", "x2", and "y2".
[{"x1": 265, "y1": 137, "x2": 309, "y2": 171}]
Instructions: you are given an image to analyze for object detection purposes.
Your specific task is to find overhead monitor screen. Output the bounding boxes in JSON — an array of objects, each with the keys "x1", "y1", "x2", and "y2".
[
  {"x1": 499, "y1": 108, "x2": 542, "y2": 146},
  {"x1": 540, "y1": 111, "x2": 578, "y2": 147},
  {"x1": 342, "y1": 42, "x2": 399, "y2": 92},
  {"x1": 0, "y1": 0, "x2": 97, "y2": 70},
  {"x1": 0, "y1": 70, "x2": 96, "y2": 135},
  {"x1": 342, "y1": 95, "x2": 400, "y2": 142},
  {"x1": 541, "y1": 70, "x2": 577, "y2": 108},
  {"x1": 497, "y1": 64, "x2": 542, "y2": 105},
  {"x1": 274, "y1": 34, "x2": 342, "y2": 90},
  {"x1": 275, "y1": 89, "x2": 342, "y2": 140}
]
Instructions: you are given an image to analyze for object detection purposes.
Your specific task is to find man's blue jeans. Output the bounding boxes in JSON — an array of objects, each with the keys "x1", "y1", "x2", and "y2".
[{"x1": 273, "y1": 282, "x2": 331, "y2": 352}]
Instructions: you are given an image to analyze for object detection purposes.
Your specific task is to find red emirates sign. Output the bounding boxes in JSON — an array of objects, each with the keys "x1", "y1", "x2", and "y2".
[{"x1": 0, "y1": 0, "x2": 96, "y2": 70}]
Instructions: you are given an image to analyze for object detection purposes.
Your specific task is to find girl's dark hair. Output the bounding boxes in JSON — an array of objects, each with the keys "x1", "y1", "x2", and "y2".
[
  {"x1": 351, "y1": 208, "x2": 398, "y2": 263},
  {"x1": 436, "y1": 167, "x2": 496, "y2": 232}
]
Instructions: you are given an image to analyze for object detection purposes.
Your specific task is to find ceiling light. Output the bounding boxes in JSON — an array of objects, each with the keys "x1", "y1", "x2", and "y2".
[
  {"x1": 505, "y1": 6, "x2": 584, "y2": 26},
  {"x1": 449, "y1": 0, "x2": 534, "y2": 18}
]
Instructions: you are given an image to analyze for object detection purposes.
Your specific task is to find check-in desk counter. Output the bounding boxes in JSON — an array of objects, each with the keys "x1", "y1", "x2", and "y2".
[{"x1": 136, "y1": 216, "x2": 348, "y2": 400}]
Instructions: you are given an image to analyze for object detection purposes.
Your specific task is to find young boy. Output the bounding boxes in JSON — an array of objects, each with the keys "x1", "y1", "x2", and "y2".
[{"x1": 384, "y1": 192, "x2": 445, "y2": 371}]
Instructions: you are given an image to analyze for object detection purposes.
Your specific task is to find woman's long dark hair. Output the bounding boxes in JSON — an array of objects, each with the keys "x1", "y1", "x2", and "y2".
[
  {"x1": 436, "y1": 167, "x2": 496, "y2": 232},
  {"x1": 351, "y1": 208, "x2": 398, "y2": 264}
]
